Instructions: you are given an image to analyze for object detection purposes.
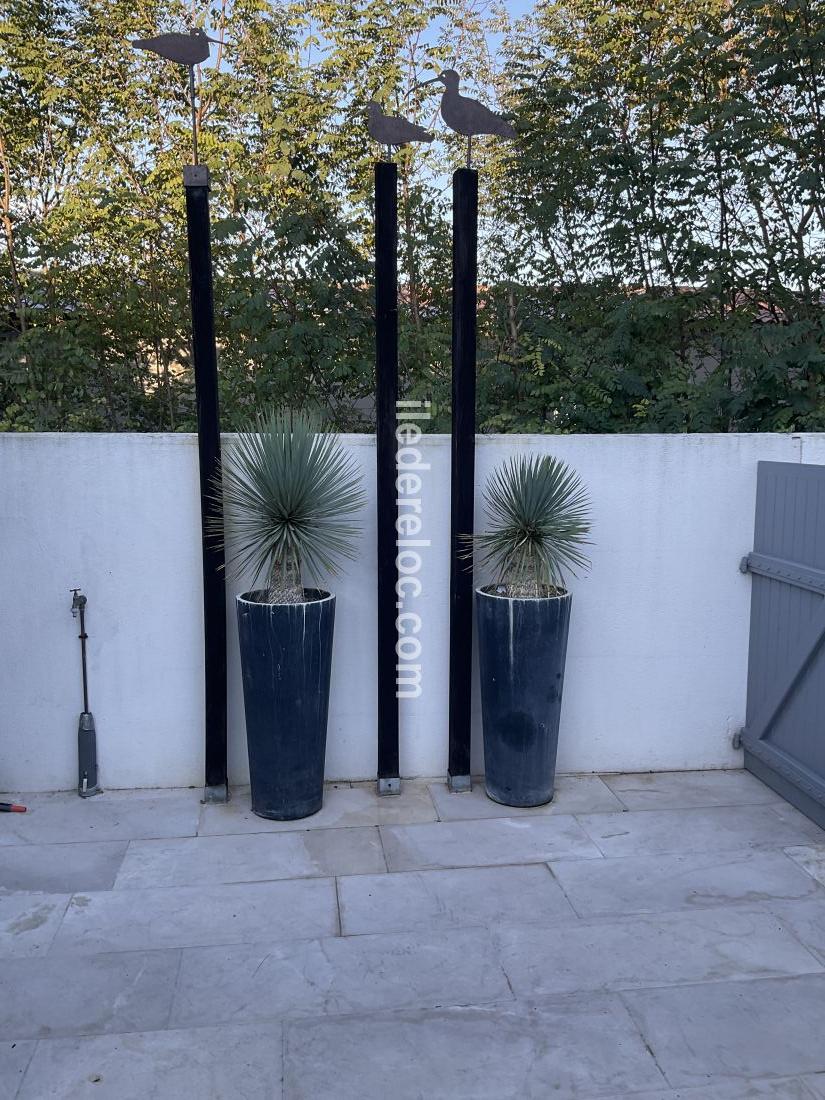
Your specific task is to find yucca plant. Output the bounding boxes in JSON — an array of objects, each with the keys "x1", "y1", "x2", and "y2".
[
  {"x1": 474, "y1": 454, "x2": 591, "y2": 597},
  {"x1": 214, "y1": 408, "x2": 366, "y2": 604}
]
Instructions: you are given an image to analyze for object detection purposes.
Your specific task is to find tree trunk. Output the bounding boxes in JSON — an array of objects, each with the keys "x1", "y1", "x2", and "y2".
[{"x1": 267, "y1": 551, "x2": 304, "y2": 604}]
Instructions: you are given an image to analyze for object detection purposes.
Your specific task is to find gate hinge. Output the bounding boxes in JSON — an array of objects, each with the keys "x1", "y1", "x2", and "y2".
[
  {"x1": 732, "y1": 727, "x2": 744, "y2": 750},
  {"x1": 739, "y1": 554, "x2": 752, "y2": 575}
]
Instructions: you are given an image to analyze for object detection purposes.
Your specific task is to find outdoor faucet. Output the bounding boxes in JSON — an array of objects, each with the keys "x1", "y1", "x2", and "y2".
[{"x1": 69, "y1": 587, "x2": 99, "y2": 797}]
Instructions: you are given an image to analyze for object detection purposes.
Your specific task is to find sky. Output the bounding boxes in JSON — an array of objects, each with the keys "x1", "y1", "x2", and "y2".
[{"x1": 198, "y1": 1, "x2": 540, "y2": 75}]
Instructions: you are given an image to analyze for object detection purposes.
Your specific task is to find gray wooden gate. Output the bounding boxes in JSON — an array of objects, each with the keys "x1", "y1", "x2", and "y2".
[{"x1": 741, "y1": 461, "x2": 825, "y2": 828}]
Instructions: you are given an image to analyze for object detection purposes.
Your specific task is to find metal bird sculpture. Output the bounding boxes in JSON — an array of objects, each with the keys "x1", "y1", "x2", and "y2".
[
  {"x1": 417, "y1": 69, "x2": 515, "y2": 168},
  {"x1": 367, "y1": 101, "x2": 434, "y2": 159},
  {"x1": 130, "y1": 28, "x2": 222, "y2": 163},
  {"x1": 130, "y1": 28, "x2": 220, "y2": 66}
]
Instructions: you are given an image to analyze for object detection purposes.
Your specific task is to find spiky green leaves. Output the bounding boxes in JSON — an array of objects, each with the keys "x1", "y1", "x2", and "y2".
[
  {"x1": 474, "y1": 454, "x2": 591, "y2": 594},
  {"x1": 214, "y1": 408, "x2": 366, "y2": 593}
]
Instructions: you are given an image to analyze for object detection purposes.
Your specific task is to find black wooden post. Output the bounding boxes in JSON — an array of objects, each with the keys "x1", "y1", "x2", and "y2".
[
  {"x1": 184, "y1": 164, "x2": 228, "y2": 802},
  {"x1": 448, "y1": 167, "x2": 478, "y2": 791},
  {"x1": 375, "y1": 161, "x2": 401, "y2": 795}
]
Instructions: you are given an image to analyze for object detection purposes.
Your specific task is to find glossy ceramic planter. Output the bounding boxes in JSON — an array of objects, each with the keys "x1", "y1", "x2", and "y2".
[
  {"x1": 476, "y1": 587, "x2": 572, "y2": 807},
  {"x1": 236, "y1": 589, "x2": 335, "y2": 820}
]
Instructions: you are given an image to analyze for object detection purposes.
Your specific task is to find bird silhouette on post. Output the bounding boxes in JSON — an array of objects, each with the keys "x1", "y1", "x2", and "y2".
[
  {"x1": 130, "y1": 28, "x2": 222, "y2": 163},
  {"x1": 130, "y1": 28, "x2": 220, "y2": 65},
  {"x1": 416, "y1": 69, "x2": 515, "y2": 168},
  {"x1": 367, "y1": 102, "x2": 434, "y2": 161}
]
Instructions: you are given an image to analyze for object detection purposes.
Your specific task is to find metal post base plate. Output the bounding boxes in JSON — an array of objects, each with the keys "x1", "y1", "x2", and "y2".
[
  {"x1": 377, "y1": 777, "x2": 401, "y2": 796},
  {"x1": 203, "y1": 782, "x2": 229, "y2": 804},
  {"x1": 448, "y1": 774, "x2": 472, "y2": 793},
  {"x1": 183, "y1": 164, "x2": 210, "y2": 188}
]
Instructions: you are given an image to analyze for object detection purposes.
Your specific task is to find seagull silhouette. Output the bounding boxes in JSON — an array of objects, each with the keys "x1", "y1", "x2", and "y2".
[
  {"x1": 130, "y1": 28, "x2": 223, "y2": 164},
  {"x1": 130, "y1": 28, "x2": 220, "y2": 66},
  {"x1": 417, "y1": 69, "x2": 515, "y2": 167},
  {"x1": 367, "y1": 102, "x2": 434, "y2": 156}
]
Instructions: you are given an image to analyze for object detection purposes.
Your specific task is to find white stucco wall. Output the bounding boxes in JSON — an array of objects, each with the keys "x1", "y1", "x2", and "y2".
[{"x1": 2, "y1": 430, "x2": 824, "y2": 792}]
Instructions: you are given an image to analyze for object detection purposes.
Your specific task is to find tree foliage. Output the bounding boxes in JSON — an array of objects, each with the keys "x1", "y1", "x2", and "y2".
[
  {"x1": 499, "y1": 0, "x2": 825, "y2": 431},
  {"x1": 1, "y1": 0, "x2": 824, "y2": 433}
]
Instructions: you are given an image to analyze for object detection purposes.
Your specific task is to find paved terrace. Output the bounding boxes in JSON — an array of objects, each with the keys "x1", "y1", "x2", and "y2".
[{"x1": 1, "y1": 771, "x2": 825, "y2": 1098}]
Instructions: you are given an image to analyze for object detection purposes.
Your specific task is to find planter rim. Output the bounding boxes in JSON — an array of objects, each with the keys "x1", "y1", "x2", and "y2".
[
  {"x1": 475, "y1": 585, "x2": 571, "y2": 604},
  {"x1": 237, "y1": 588, "x2": 334, "y2": 608}
]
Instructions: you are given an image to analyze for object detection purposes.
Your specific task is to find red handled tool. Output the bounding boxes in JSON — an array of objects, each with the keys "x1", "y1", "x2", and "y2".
[{"x1": 0, "y1": 802, "x2": 26, "y2": 813}]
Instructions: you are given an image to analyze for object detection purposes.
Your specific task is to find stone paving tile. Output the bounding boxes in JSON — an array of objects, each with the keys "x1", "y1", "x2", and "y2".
[
  {"x1": 601, "y1": 770, "x2": 780, "y2": 811},
  {"x1": 3, "y1": 773, "x2": 824, "y2": 1096},
  {"x1": 774, "y1": 801, "x2": 825, "y2": 835},
  {"x1": 0, "y1": 892, "x2": 68, "y2": 958},
  {"x1": 0, "y1": 949, "x2": 179, "y2": 1040},
  {"x1": 622, "y1": 973, "x2": 825, "y2": 1085},
  {"x1": 199, "y1": 782, "x2": 437, "y2": 836},
  {"x1": 764, "y1": 898, "x2": 825, "y2": 965},
  {"x1": 0, "y1": 841, "x2": 128, "y2": 894},
  {"x1": 495, "y1": 906, "x2": 823, "y2": 997},
  {"x1": 577, "y1": 804, "x2": 824, "y2": 858},
  {"x1": 282, "y1": 994, "x2": 667, "y2": 1099},
  {"x1": 785, "y1": 844, "x2": 825, "y2": 887},
  {"x1": 428, "y1": 774, "x2": 623, "y2": 821},
  {"x1": 0, "y1": 1039, "x2": 37, "y2": 1100},
  {"x1": 171, "y1": 928, "x2": 511, "y2": 1028},
  {"x1": 338, "y1": 864, "x2": 576, "y2": 936},
  {"x1": 591, "y1": 1079, "x2": 818, "y2": 1099},
  {"x1": 0, "y1": 790, "x2": 201, "y2": 846},
  {"x1": 114, "y1": 826, "x2": 386, "y2": 889},
  {"x1": 17, "y1": 1022, "x2": 283, "y2": 1100},
  {"x1": 50, "y1": 878, "x2": 337, "y2": 955},
  {"x1": 380, "y1": 815, "x2": 602, "y2": 871},
  {"x1": 549, "y1": 849, "x2": 824, "y2": 918}
]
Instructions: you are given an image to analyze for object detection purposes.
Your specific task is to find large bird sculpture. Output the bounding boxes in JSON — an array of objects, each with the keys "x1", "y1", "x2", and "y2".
[
  {"x1": 130, "y1": 28, "x2": 222, "y2": 164},
  {"x1": 129, "y1": 28, "x2": 220, "y2": 66},
  {"x1": 367, "y1": 102, "x2": 434, "y2": 159},
  {"x1": 417, "y1": 69, "x2": 515, "y2": 167}
]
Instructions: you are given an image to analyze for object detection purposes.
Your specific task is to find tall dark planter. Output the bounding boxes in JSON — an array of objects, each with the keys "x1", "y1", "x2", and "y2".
[
  {"x1": 476, "y1": 588, "x2": 572, "y2": 807},
  {"x1": 236, "y1": 590, "x2": 335, "y2": 820}
]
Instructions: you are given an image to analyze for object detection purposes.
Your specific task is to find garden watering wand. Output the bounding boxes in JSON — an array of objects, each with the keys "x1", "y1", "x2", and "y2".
[{"x1": 71, "y1": 589, "x2": 100, "y2": 797}]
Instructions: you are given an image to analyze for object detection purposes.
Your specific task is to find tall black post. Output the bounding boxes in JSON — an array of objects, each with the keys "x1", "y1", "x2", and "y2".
[
  {"x1": 375, "y1": 161, "x2": 401, "y2": 795},
  {"x1": 448, "y1": 167, "x2": 478, "y2": 791},
  {"x1": 184, "y1": 164, "x2": 228, "y2": 802}
]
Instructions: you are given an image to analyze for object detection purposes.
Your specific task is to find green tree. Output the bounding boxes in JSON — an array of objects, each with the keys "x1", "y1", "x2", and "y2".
[
  {"x1": 1, "y1": 0, "x2": 501, "y2": 430},
  {"x1": 496, "y1": 0, "x2": 825, "y2": 433},
  {"x1": 3, "y1": 0, "x2": 824, "y2": 434}
]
